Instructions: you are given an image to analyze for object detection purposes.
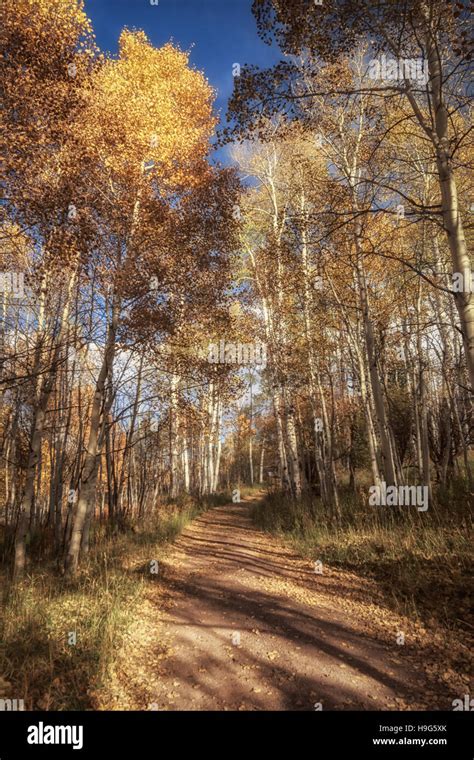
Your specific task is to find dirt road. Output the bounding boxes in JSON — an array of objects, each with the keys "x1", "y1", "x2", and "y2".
[{"x1": 99, "y1": 495, "x2": 459, "y2": 711}]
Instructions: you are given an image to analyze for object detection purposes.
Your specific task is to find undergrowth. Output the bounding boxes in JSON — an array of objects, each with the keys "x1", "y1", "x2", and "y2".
[
  {"x1": 251, "y1": 482, "x2": 473, "y2": 631},
  {"x1": 0, "y1": 492, "x2": 228, "y2": 710}
]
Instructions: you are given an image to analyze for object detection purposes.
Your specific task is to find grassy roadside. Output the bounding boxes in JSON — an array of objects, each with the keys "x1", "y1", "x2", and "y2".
[
  {"x1": 0, "y1": 492, "x2": 229, "y2": 710},
  {"x1": 250, "y1": 486, "x2": 473, "y2": 632}
]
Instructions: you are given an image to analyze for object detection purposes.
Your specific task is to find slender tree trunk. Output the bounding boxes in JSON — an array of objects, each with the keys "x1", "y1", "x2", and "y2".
[
  {"x1": 259, "y1": 437, "x2": 266, "y2": 484},
  {"x1": 423, "y1": 29, "x2": 474, "y2": 392},
  {"x1": 169, "y1": 372, "x2": 180, "y2": 499},
  {"x1": 65, "y1": 292, "x2": 120, "y2": 576},
  {"x1": 13, "y1": 272, "x2": 76, "y2": 579}
]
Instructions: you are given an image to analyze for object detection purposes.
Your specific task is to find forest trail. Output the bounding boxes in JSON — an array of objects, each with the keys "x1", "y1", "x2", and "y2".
[{"x1": 98, "y1": 494, "x2": 454, "y2": 711}]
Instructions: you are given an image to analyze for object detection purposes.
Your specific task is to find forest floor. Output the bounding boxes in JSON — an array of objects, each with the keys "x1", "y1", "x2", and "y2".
[{"x1": 96, "y1": 493, "x2": 470, "y2": 711}]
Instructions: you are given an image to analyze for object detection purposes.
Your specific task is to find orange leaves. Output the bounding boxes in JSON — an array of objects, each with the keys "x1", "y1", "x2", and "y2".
[
  {"x1": 1, "y1": 0, "x2": 97, "y2": 246},
  {"x1": 1, "y1": 0, "x2": 93, "y2": 60}
]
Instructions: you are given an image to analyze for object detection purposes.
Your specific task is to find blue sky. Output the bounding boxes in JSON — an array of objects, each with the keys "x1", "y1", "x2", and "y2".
[{"x1": 83, "y1": 0, "x2": 281, "y2": 162}]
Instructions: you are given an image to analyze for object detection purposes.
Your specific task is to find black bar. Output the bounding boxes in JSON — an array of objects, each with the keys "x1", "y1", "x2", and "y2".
[{"x1": 0, "y1": 710, "x2": 472, "y2": 758}]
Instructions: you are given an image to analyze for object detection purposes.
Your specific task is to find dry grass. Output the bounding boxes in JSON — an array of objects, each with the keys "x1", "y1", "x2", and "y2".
[
  {"x1": 251, "y1": 481, "x2": 473, "y2": 631},
  {"x1": 0, "y1": 493, "x2": 228, "y2": 710}
]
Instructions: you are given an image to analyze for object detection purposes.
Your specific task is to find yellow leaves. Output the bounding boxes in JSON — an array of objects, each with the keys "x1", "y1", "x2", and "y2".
[
  {"x1": 83, "y1": 31, "x2": 216, "y2": 192},
  {"x1": 119, "y1": 29, "x2": 150, "y2": 59},
  {"x1": 4, "y1": 2, "x2": 218, "y2": 223}
]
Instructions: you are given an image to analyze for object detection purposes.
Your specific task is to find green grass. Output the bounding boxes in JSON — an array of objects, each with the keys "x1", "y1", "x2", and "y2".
[{"x1": 0, "y1": 492, "x2": 229, "y2": 710}]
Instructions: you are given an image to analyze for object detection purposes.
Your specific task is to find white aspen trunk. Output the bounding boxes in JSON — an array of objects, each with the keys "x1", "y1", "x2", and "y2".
[
  {"x1": 200, "y1": 394, "x2": 208, "y2": 496},
  {"x1": 169, "y1": 372, "x2": 180, "y2": 499},
  {"x1": 207, "y1": 382, "x2": 216, "y2": 495},
  {"x1": 284, "y1": 397, "x2": 302, "y2": 499},
  {"x1": 416, "y1": 281, "x2": 432, "y2": 501},
  {"x1": 422, "y1": 27, "x2": 474, "y2": 392},
  {"x1": 182, "y1": 427, "x2": 190, "y2": 493},
  {"x1": 259, "y1": 438, "x2": 266, "y2": 484},
  {"x1": 274, "y1": 388, "x2": 289, "y2": 487},
  {"x1": 212, "y1": 395, "x2": 222, "y2": 493},
  {"x1": 248, "y1": 373, "x2": 254, "y2": 485},
  {"x1": 249, "y1": 436, "x2": 254, "y2": 486}
]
